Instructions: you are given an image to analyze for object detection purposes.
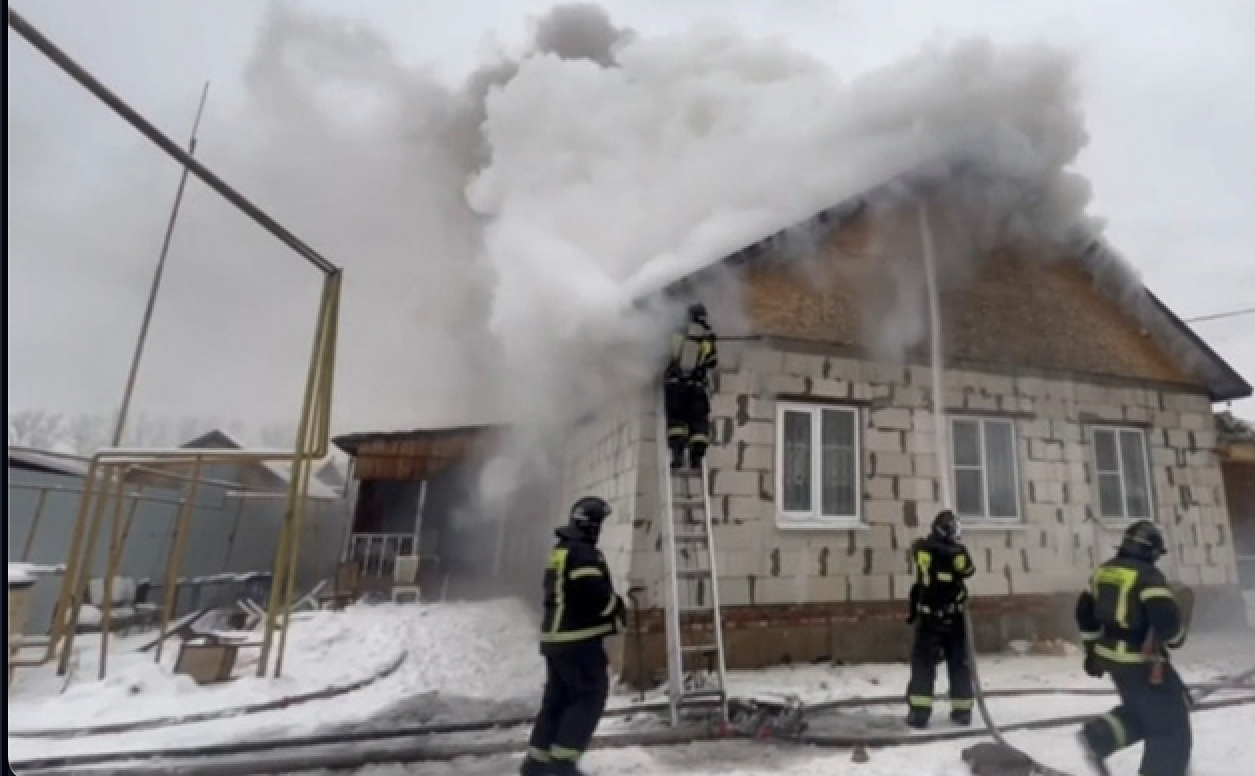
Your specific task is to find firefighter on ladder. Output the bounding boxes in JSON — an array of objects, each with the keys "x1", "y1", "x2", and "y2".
[
  {"x1": 1075, "y1": 520, "x2": 1192, "y2": 776},
  {"x1": 905, "y1": 509, "x2": 976, "y2": 728},
  {"x1": 665, "y1": 302, "x2": 718, "y2": 470},
  {"x1": 521, "y1": 496, "x2": 626, "y2": 776}
]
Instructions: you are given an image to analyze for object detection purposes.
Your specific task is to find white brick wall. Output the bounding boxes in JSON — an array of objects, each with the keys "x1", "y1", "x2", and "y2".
[{"x1": 568, "y1": 344, "x2": 1235, "y2": 610}]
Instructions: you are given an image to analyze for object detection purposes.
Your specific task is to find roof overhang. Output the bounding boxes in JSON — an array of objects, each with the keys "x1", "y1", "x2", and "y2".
[{"x1": 655, "y1": 159, "x2": 1252, "y2": 403}]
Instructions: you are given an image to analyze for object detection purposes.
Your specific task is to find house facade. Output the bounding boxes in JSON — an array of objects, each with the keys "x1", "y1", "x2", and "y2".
[{"x1": 560, "y1": 188, "x2": 1252, "y2": 681}]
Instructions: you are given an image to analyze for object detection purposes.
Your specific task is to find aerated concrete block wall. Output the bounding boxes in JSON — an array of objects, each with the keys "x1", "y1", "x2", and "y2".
[
  {"x1": 610, "y1": 339, "x2": 1239, "y2": 619},
  {"x1": 560, "y1": 389, "x2": 652, "y2": 597}
]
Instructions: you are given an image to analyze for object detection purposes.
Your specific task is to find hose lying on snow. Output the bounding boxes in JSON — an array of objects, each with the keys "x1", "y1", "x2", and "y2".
[{"x1": 18, "y1": 695, "x2": 1255, "y2": 776}]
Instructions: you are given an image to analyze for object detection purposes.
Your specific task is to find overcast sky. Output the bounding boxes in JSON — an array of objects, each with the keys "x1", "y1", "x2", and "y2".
[{"x1": 7, "y1": 0, "x2": 1254, "y2": 431}]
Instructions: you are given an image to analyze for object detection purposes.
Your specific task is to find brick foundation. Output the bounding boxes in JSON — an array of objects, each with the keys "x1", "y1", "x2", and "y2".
[{"x1": 612, "y1": 587, "x2": 1247, "y2": 686}]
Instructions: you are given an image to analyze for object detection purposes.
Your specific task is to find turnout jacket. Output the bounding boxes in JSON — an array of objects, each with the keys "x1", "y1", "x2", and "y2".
[
  {"x1": 1075, "y1": 552, "x2": 1186, "y2": 664},
  {"x1": 909, "y1": 535, "x2": 976, "y2": 622},
  {"x1": 539, "y1": 527, "x2": 624, "y2": 648},
  {"x1": 666, "y1": 319, "x2": 718, "y2": 388}
]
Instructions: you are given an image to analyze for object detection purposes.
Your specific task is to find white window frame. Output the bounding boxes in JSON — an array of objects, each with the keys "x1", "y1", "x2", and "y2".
[
  {"x1": 949, "y1": 415, "x2": 1023, "y2": 522},
  {"x1": 1090, "y1": 425, "x2": 1155, "y2": 522},
  {"x1": 775, "y1": 402, "x2": 862, "y2": 528}
]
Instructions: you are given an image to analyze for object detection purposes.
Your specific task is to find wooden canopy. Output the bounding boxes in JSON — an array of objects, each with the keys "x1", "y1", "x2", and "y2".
[{"x1": 332, "y1": 424, "x2": 504, "y2": 481}]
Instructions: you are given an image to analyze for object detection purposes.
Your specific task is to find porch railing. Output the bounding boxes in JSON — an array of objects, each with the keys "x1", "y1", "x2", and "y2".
[{"x1": 346, "y1": 533, "x2": 416, "y2": 578}]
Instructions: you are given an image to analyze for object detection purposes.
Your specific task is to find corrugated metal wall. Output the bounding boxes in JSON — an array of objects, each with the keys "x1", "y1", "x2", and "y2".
[{"x1": 7, "y1": 466, "x2": 349, "y2": 634}]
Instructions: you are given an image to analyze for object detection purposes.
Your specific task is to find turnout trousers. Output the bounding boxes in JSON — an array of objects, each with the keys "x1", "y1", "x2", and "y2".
[
  {"x1": 664, "y1": 380, "x2": 711, "y2": 468},
  {"x1": 524, "y1": 640, "x2": 610, "y2": 774},
  {"x1": 905, "y1": 618, "x2": 974, "y2": 722},
  {"x1": 1081, "y1": 662, "x2": 1192, "y2": 776}
]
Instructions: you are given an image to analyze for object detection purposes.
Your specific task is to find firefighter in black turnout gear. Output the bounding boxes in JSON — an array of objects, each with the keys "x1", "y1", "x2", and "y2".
[
  {"x1": 905, "y1": 509, "x2": 976, "y2": 729},
  {"x1": 1076, "y1": 520, "x2": 1191, "y2": 776},
  {"x1": 665, "y1": 302, "x2": 718, "y2": 470},
  {"x1": 521, "y1": 496, "x2": 626, "y2": 776}
]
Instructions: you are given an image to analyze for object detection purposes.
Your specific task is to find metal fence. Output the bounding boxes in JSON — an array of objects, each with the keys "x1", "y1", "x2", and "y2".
[{"x1": 8, "y1": 465, "x2": 349, "y2": 634}]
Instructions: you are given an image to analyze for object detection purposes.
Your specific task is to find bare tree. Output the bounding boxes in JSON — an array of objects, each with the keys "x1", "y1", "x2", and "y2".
[
  {"x1": 259, "y1": 422, "x2": 298, "y2": 449},
  {"x1": 8, "y1": 409, "x2": 67, "y2": 450},
  {"x1": 65, "y1": 413, "x2": 110, "y2": 455}
]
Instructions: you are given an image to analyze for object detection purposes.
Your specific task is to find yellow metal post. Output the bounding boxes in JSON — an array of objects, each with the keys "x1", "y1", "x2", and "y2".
[
  {"x1": 21, "y1": 488, "x2": 50, "y2": 562},
  {"x1": 46, "y1": 459, "x2": 102, "y2": 663},
  {"x1": 155, "y1": 458, "x2": 204, "y2": 664},
  {"x1": 57, "y1": 466, "x2": 125, "y2": 676},
  {"x1": 273, "y1": 273, "x2": 340, "y2": 678},
  {"x1": 99, "y1": 470, "x2": 134, "y2": 680},
  {"x1": 260, "y1": 272, "x2": 339, "y2": 678}
]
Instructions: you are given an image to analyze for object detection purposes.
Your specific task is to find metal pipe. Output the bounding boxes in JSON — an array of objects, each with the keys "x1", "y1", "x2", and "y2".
[
  {"x1": 155, "y1": 459, "x2": 203, "y2": 664},
  {"x1": 99, "y1": 468, "x2": 133, "y2": 679},
  {"x1": 21, "y1": 488, "x2": 49, "y2": 561},
  {"x1": 45, "y1": 459, "x2": 102, "y2": 662},
  {"x1": 5, "y1": 8, "x2": 338, "y2": 276},
  {"x1": 111, "y1": 82, "x2": 210, "y2": 449},
  {"x1": 58, "y1": 467, "x2": 125, "y2": 676},
  {"x1": 272, "y1": 275, "x2": 340, "y2": 678}
]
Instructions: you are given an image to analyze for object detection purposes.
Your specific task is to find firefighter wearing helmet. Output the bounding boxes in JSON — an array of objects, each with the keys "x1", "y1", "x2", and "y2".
[
  {"x1": 663, "y1": 302, "x2": 718, "y2": 470},
  {"x1": 905, "y1": 509, "x2": 977, "y2": 728},
  {"x1": 521, "y1": 496, "x2": 626, "y2": 776},
  {"x1": 1076, "y1": 519, "x2": 1192, "y2": 776}
]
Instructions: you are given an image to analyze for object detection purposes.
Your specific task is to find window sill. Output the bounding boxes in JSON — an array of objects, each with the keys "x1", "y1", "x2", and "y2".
[
  {"x1": 962, "y1": 521, "x2": 1031, "y2": 532},
  {"x1": 1095, "y1": 518, "x2": 1143, "y2": 532},
  {"x1": 775, "y1": 518, "x2": 869, "y2": 532}
]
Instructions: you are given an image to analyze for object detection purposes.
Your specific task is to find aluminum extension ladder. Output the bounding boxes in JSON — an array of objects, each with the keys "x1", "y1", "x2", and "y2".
[{"x1": 656, "y1": 392, "x2": 730, "y2": 726}]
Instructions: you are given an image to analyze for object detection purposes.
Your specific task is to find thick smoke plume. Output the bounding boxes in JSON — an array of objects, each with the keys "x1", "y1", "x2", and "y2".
[
  {"x1": 12, "y1": 3, "x2": 1122, "y2": 558},
  {"x1": 10, "y1": 4, "x2": 1100, "y2": 434}
]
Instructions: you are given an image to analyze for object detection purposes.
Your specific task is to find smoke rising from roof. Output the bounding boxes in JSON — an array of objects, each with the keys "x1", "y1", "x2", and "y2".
[{"x1": 10, "y1": 3, "x2": 1105, "y2": 435}]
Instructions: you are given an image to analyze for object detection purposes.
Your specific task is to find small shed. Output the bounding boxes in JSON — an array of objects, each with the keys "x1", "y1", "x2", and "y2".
[{"x1": 332, "y1": 424, "x2": 506, "y2": 599}]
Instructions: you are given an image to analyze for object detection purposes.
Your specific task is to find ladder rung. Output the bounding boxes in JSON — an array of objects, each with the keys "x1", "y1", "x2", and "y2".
[
  {"x1": 679, "y1": 605, "x2": 713, "y2": 615},
  {"x1": 673, "y1": 532, "x2": 708, "y2": 543},
  {"x1": 680, "y1": 689, "x2": 725, "y2": 703},
  {"x1": 673, "y1": 497, "x2": 705, "y2": 506},
  {"x1": 676, "y1": 569, "x2": 713, "y2": 579},
  {"x1": 670, "y1": 467, "x2": 702, "y2": 476},
  {"x1": 682, "y1": 644, "x2": 720, "y2": 655}
]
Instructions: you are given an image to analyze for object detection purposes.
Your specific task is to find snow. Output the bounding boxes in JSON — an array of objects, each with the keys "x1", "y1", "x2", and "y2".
[
  {"x1": 328, "y1": 702, "x2": 1255, "y2": 776},
  {"x1": 6, "y1": 598, "x2": 544, "y2": 760},
  {"x1": 8, "y1": 561, "x2": 62, "y2": 585},
  {"x1": 7, "y1": 597, "x2": 1252, "y2": 775},
  {"x1": 7, "y1": 604, "x2": 408, "y2": 736}
]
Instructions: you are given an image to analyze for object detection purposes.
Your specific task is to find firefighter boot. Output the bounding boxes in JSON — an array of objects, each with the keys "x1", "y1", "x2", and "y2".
[
  {"x1": 669, "y1": 440, "x2": 686, "y2": 470},
  {"x1": 906, "y1": 707, "x2": 930, "y2": 729},
  {"x1": 519, "y1": 755, "x2": 551, "y2": 776},
  {"x1": 549, "y1": 761, "x2": 589, "y2": 776},
  {"x1": 950, "y1": 709, "x2": 973, "y2": 726},
  {"x1": 1076, "y1": 729, "x2": 1112, "y2": 776}
]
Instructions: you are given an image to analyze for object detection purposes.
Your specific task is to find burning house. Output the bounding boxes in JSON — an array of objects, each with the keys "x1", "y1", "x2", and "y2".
[{"x1": 556, "y1": 167, "x2": 1253, "y2": 681}]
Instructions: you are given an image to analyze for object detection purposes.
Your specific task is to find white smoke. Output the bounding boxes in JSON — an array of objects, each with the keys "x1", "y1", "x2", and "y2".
[
  {"x1": 11, "y1": 3, "x2": 1104, "y2": 437},
  {"x1": 470, "y1": 30, "x2": 1095, "y2": 391}
]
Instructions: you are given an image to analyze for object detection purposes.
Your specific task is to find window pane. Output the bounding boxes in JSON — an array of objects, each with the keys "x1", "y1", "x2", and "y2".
[
  {"x1": 781, "y1": 410, "x2": 813, "y2": 512},
  {"x1": 953, "y1": 420, "x2": 982, "y2": 467},
  {"x1": 1098, "y1": 472, "x2": 1125, "y2": 518},
  {"x1": 1119, "y1": 430, "x2": 1151, "y2": 519},
  {"x1": 956, "y1": 469, "x2": 985, "y2": 517},
  {"x1": 1094, "y1": 430, "x2": 1119, "y2": 473},
  {"x1": 821, "y1": 409, "x2": 857, "y2": 517},
  {"x1": 983, "y1": 421, "x2": 1018, "y2": 517}
]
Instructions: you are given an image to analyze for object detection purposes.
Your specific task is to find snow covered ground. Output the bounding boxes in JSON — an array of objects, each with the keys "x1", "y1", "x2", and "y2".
[
  {"x1": 330, "y1": 702, "x2": 1255, "y2": 776},
  {"x1": 7, "y1": 598, "x2": 544, "y2": 759},
  {"x1": 7, "y1": 596, "x2": 1254, "y2": 774}
]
